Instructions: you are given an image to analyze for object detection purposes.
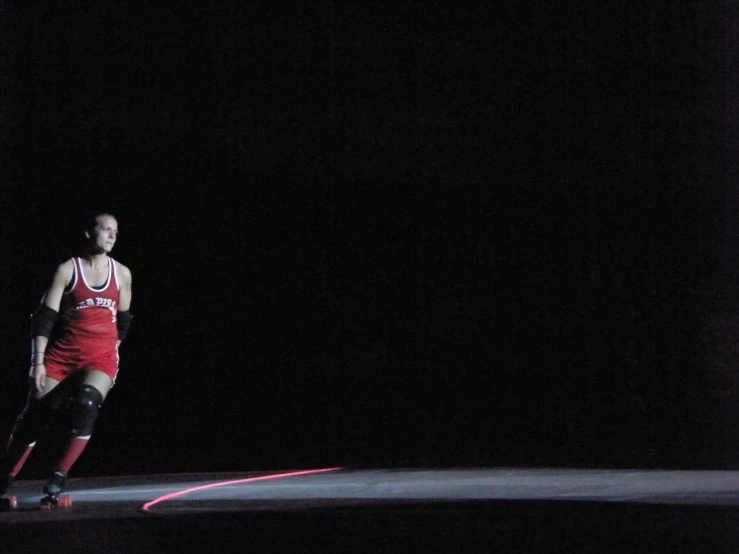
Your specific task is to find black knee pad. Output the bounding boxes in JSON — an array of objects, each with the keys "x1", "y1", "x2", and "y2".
[{"x1": 65, "y1": 385, "x2": 104, "y2": 437}]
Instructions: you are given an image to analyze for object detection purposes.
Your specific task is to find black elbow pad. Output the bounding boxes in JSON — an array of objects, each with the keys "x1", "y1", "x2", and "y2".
[
  {"x1": 30, "y1": 305, "x2": 58, "y2": 338},
  {"x1": 117, "y1": 310, "x2": 132, "y2": 341}
]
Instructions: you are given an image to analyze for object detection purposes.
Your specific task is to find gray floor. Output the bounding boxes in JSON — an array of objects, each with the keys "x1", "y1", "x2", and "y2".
[
  {"x1": 3, "y1": 467, "x2": 739, "y2": 522},
  {"x1": 4, "y1": 469, "x2": 739, "y2": 553}
]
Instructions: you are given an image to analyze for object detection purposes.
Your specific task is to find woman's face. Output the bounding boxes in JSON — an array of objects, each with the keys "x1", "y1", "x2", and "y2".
[{"x1": 87, "y1": 215, "x2": 118, "y2": 254}]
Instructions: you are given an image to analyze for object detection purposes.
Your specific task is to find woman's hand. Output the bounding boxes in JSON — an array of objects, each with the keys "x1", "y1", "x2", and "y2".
[{"x1": 32, "y1": 363, "x2": 47, "y2": 394}]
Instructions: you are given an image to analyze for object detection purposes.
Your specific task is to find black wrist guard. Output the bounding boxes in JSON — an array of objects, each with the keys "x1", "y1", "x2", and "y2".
[
  {"x1": 117, "y1": 310, "x2": 132, "y2": 341},
  {"x1": 30, "y1": 305, "x2": 58, "y2": 338}
]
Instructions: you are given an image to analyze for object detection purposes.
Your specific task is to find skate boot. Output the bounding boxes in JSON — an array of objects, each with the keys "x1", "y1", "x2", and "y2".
[
  {"x1": 0, "y1": 474, "x2": 17, "y2": 510},
  {"x1": 41, "y1": 470, "x2": 72, "y2": 508}
]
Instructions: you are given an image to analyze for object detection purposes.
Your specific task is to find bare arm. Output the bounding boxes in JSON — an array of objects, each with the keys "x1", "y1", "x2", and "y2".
[
  {"x1": 31, "y1": 261, "x2": 73, "y2": 391},
  {"x1": 116, "y1": 263, "x2": 133, "y2": 347},
  {"x1": 117, "y1": 263, "x2": 132, "y2": 312}
]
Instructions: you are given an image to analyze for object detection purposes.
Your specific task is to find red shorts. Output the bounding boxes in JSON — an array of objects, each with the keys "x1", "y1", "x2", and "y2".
[{"x1": 44, "y1": 339, "x2": 120, "y2": 383}]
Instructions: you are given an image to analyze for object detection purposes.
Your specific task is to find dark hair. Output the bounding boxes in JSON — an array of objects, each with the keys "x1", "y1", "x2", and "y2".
[{"x1": 84, "y1": 212, "x2": 117, "y2": 236}]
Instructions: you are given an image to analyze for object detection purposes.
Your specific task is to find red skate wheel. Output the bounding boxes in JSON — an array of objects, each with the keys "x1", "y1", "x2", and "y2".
[
  {"x1": 58, "y1": 495, "x2": 72, "y2": 508},
  {"x1": 0, "y1": 496, "x2": 17, "y2": 510}
]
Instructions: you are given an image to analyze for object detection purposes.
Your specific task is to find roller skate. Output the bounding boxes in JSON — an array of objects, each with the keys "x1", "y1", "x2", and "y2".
[
  {"x1": 0, "y1": 474, "x2": 17, "y2": 511},
  {"x1": 41, "y1": 470, "x2": 72, "y2": 509}
]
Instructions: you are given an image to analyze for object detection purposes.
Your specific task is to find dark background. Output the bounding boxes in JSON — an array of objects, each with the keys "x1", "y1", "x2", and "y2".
[{"x1": 1, "y1": 1, "x2": 738, "y2": 477}]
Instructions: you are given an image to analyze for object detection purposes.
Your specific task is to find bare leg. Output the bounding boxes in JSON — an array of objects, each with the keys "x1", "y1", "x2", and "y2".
[{"x1": 81, "y1": 370, "x2": 114, "y2": 401}]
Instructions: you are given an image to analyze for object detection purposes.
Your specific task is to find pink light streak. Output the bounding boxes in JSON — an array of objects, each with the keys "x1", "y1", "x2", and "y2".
[{"x1": 139, "y1": 467, "x2": 342, "y2": 513}]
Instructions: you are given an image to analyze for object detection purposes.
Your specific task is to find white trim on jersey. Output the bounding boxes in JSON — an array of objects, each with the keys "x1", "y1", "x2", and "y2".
[
  {"x1": 64, "y1": 258, "x2": 79, "y2": 295},
  {"x1": 77, "y1": 256, "x2": 112, "y2": 292}
]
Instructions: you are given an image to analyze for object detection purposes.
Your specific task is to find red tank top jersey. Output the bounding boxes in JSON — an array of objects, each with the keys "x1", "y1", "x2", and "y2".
[{"x1": 57, "y1": 257, "x2": 120, "y2": 343}]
